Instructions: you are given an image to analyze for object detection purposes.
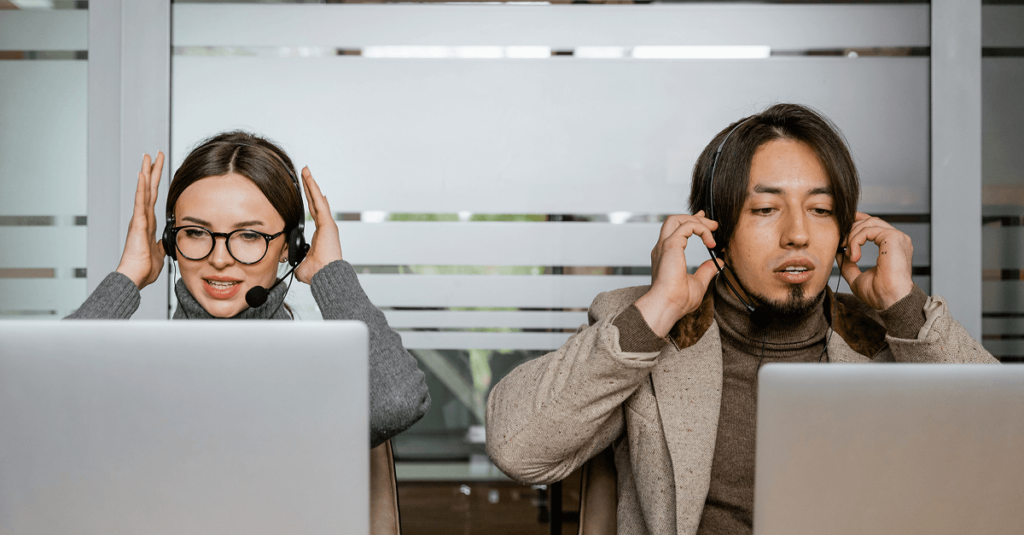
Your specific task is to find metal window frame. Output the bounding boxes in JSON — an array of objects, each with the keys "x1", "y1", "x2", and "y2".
[
  {"x1": 88, "y1": 0, "x2": 171, "y2": 319},
  {"x1": 931, "y1": 0, "x2": 982, "y2": 339}
]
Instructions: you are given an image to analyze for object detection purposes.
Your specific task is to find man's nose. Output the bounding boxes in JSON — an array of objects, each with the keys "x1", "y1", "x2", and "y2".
[{"x1": 781, "y1": 209, "x2": 810, "y2": 248}]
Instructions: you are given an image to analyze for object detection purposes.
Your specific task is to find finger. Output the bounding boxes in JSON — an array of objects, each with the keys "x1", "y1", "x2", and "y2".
[
  {"x1": 301, "y1": 167, "x2": 319, "y2": 221},
  {"x1": 132, "y1": 171, "x2": 147, "y2": 220},
  {"x1": 303, "y1": 167, "x2": 333, "y2": 224},
  {"x1": 667, "y1": 220, "x2": 716, "y2": 251},
  {"x1": 659, "y1": 213, "x2": 718, "y2": 243},
  {"x1": 852, "y1": 224, "x2": 903, "y2": 263},
  {"x1": 149, "y1": 151, "x2": 165, "y2": 207},
  {"x1": 140, "y1": 153, "x2": 151, "y2": 175},
  {"x1": 840, "y1": 253, "x2": 863, "y2": 286},
  {"x1": 692, "y1": 259, "x2": 719, "y2": 291}
]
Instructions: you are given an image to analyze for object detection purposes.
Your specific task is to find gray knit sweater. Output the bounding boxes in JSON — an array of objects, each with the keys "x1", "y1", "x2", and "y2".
[{"x1": 65, "y1": 260, "x2": 431, "y2": 448}]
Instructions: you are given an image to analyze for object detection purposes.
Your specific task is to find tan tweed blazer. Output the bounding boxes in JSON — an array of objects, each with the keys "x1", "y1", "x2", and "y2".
[{"x1": 486, "y1": 285, "x2": 996, "y2": 535}]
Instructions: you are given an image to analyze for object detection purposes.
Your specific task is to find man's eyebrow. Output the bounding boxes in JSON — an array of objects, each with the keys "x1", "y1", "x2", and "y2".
[
  {"x1": 750, "y1": 185, "x2": 833, "y2": 196},
  {"x1": 181, "y1": 216, "x2": 211, "y2": 226},
  {"x1": 234, "y1": 220, "x2": 265, "y2": 229},
  {"x1": 752, "y1": 185, "x2": 784, "y2": 195}
]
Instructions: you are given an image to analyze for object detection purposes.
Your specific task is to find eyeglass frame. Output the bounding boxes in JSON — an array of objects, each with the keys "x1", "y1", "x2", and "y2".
[{"x1": 167, "y1": 225, "x2": 286, "y2": 265}]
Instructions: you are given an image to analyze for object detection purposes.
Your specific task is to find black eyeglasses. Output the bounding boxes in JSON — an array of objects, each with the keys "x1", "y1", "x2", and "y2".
[{"x1": 169, "y1": 226, "x2": 284, "y2": 265}]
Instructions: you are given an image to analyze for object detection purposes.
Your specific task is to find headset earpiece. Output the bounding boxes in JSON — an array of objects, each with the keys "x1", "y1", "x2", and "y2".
[
  {"x1": 287, "y1": 225, "x2": 309, "y2": 267},
  {"x1": 162, "y1": 215, "x2": 177, "y2": 260}
]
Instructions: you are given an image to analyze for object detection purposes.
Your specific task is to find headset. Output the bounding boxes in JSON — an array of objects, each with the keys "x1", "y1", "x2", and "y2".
[
  {"x1": 162, "y1": 141, "x2": 310, "y2": 309},
  {"x1": 702, "y1": 117, "x2": 846, "y2": 362}
]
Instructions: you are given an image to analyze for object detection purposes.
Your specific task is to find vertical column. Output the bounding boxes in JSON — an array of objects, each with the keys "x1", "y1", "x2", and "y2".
[
  {"x1": 931, "y1": 0, "x2": 982, "y2": 339},
  {"x1": 88, "y1": 0, "x2": 171, "y2": 319}
]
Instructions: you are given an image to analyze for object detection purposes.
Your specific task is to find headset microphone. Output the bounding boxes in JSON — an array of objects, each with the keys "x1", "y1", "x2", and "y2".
[{"x1": 245, "y1": 263, "x2": 299, "y2": 308}]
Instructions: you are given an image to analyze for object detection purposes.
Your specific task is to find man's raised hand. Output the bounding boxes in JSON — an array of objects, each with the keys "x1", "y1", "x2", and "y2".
[
  {"x1": 116, "y1": 152, "x2": 166, "y2": 289},
  {"x1": 634, "y1": 212, "x2": 720, "y2": 337},
  {"x1": 838, "y1": 211, "x2": 915, "y2": 311}
]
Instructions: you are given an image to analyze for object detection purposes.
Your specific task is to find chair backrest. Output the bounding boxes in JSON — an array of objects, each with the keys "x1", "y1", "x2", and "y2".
[
  {"x1": 370, "y1": 440, "x2": 401, "y2": 535},
  {"x1": 577, "y1": 446, "x2": 618, "y2": 535}
]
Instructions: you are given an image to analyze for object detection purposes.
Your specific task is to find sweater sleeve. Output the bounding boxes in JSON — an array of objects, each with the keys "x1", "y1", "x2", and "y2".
[
  {"x1": 64, "y1": 272, "x2": 140, "y2": 320},
  {"x1": 310, "y1": 260, "x2": 431, "y2": 447}
]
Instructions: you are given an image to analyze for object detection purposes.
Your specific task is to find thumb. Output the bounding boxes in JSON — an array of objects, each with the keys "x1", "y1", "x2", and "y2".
[
  {"x1": 838, "y1": 253, "x2": 861, "y2": 286},
  {"x1": 692, "y1": 259, "x2": 719, "y2": 292}
]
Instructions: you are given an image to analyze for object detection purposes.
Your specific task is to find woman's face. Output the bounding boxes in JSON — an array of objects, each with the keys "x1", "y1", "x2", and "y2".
[{"x1": 173, "y1": 173, "x2": 287, "y2": 318}]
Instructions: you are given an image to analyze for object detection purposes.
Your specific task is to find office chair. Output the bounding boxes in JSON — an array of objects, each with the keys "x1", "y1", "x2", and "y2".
[{"x1": 370, "y1": 440, "x2": 402, "y2": 535}]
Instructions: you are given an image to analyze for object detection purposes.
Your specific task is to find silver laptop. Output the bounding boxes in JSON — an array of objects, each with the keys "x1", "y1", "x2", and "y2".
[
  {"x1": 754, "y1": 364, "x2": 1024, "y2": 535},
  {"x1": 0, "y1": 321, "x2": 369, "y2": 535}
]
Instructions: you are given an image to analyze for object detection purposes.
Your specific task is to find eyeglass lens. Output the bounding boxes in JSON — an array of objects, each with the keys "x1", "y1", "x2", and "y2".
[{"x1": 176, "y1": 228, "x2": 269, "y2": 264}]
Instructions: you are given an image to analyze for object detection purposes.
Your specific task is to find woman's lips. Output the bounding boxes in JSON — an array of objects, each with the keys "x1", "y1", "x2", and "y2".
[{"x1": 202, "y1": 278, "x2": 242, "y2": 300}]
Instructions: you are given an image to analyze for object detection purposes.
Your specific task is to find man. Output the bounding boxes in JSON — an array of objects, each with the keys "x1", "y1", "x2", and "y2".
[{"x1": 485, "y1": 104, "x2": 995, "y2": 535}]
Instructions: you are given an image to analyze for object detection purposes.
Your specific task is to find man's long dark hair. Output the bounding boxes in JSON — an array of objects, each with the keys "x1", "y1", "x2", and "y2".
[{"x1": 689, "y1": 103, "x2": 860, "y2": 253}]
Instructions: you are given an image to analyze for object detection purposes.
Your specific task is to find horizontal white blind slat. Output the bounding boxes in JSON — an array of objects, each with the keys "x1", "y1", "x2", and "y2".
[
  {"x1": 0, "y1": 279, "x2": 85, "y2": 312},
  {"x1": 0, "y1": 62, "x2": 87, "y2": 216},
  {"x1": 325, "y1": 222, "x2": 929, "y2": 267},
  {"x1": 0, "y1": 227, "x2": 86, "y2": 269},
  {"x1": 384, "y1": 310, "x2": 588, "y2": 329},
  {"x1": 173, "y1": 58, "x2": 929, "y2": 214},
  {"x1": 173, "y1": 5, "x2": 929, "y2": 49},
  {"x1": 0, "y1": 11, "x2": 88, "y2": 51},
  {"x1": 356, "y1": 274, "x2": 649, "y2": 308},
  {"x1": 399, "y1": 331, "x2": 572, "y2": 351}
]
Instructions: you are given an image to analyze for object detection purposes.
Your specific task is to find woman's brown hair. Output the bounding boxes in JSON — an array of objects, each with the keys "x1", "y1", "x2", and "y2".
[
  {"x1": 689, "y1": 103, "x2": 860, "y2": 253},
  {"x1": 166, "y1": 131, "x2": 303, "y2": 233}
]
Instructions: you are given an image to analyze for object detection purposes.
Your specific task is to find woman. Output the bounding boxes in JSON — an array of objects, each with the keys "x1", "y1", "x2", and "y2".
[{"x1": 67, "y1": 131, "x2": 430, "y2": 447}]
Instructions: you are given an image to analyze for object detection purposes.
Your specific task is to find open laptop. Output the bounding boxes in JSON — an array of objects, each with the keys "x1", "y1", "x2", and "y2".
[
  {"x1": 754, "y1": 364, "x2": 1024, "y2": 535},
  {"x1": 0, "y1": 321, "x2": 369, "y2": 535}
]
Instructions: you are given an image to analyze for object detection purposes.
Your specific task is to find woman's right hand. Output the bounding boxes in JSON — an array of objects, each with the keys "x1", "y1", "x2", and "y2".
[{"x1": 116, "y1": 152, "x2": 166, "y2": 289}]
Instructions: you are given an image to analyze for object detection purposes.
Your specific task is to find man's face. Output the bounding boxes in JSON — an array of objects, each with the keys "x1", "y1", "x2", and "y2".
[{"x1": 722, "y1": 138, "x2": 840, "y2": 315}]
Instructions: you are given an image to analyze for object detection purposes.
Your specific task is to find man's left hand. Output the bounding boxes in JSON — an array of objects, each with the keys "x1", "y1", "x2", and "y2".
[{"x1": 839, "y1": 212, "x2": 915, "y2": 311}]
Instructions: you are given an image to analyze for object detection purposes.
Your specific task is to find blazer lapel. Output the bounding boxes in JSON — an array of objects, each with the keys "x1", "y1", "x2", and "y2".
[{"x1": 651, "y1": 322, "x2": 724, "y2": 535}]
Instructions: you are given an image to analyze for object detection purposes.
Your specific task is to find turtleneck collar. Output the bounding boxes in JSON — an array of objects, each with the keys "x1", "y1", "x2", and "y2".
[
  {"x1": 172, "y1": 278, "x2": 292, "y2": 320},
  {"x1": 712, "y1": 272, "x2": 828, "y2": 357}
]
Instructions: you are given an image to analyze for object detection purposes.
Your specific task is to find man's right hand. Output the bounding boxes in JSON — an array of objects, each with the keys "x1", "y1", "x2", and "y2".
[{"x1": 634, "y1": 211, "x2": 720, "y2": 337}]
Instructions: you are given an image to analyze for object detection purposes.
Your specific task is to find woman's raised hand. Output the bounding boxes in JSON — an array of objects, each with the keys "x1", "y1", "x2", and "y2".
[
  {"x1": 116, "y1": 152, "x2": 166, "y2": 289},
  {"x1": 295, "y1": 167, "x2": 344, "y2": 284}
]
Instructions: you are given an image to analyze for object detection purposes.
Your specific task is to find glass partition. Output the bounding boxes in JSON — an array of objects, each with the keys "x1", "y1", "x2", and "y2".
[
  {"x1": 0, "y1": 2, "x2": 88, "y2": 319},
  {"x1": 982, "y1": 1, "x2": 1024, "y2": 363},
  {"x1": 171, "y1": 1, "x2": 933, "y2": 531}
]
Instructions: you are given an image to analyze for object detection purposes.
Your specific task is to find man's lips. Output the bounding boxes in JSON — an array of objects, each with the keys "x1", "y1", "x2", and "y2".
[{"x1": 773, "y1": 258, "x2": 816, "y2": 284}]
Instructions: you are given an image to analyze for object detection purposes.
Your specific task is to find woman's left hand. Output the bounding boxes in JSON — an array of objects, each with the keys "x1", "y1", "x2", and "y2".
[{"x1": 295, "y1": 167, "x2": 343, "y2": 284}]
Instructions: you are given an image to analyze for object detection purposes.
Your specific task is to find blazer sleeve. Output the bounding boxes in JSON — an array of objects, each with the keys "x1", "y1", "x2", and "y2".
[
  {"x1": 310, "y1": 260, "x2": 431, "y2": 448},
  {"x1": 64, "y1": 272, "x2": 140, "y2": 320},
  {"x1": 883, "y1": 291, "x2": 998, "y2": 364},
  {"x1": 486, "y1": 291, "x2": 659, "y2": 485}
]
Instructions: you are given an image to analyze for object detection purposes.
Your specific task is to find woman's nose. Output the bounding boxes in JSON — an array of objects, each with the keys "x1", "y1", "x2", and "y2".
[{"x1": 209, "y1": 236, "x2": 234, "y2": 268}]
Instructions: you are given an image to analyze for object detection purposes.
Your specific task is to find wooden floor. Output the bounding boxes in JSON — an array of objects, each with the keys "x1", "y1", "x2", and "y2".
[{"x1": 398, "y1": 472, "x2": 581, "y2": 535}]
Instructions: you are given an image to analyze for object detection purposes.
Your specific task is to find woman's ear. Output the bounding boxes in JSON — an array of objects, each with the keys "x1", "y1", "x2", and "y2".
[{"x1": 280, "y1": 243, "x2": 289, "y2": 263}]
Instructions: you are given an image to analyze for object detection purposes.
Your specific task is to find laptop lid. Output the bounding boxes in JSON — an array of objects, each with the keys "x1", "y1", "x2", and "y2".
[
  {"x1": 0, "y1": 320, "x2": 368, "y2": 535},
  {"x1": 754, "y1": 364, "x2": 1024, "y2": 535}
]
